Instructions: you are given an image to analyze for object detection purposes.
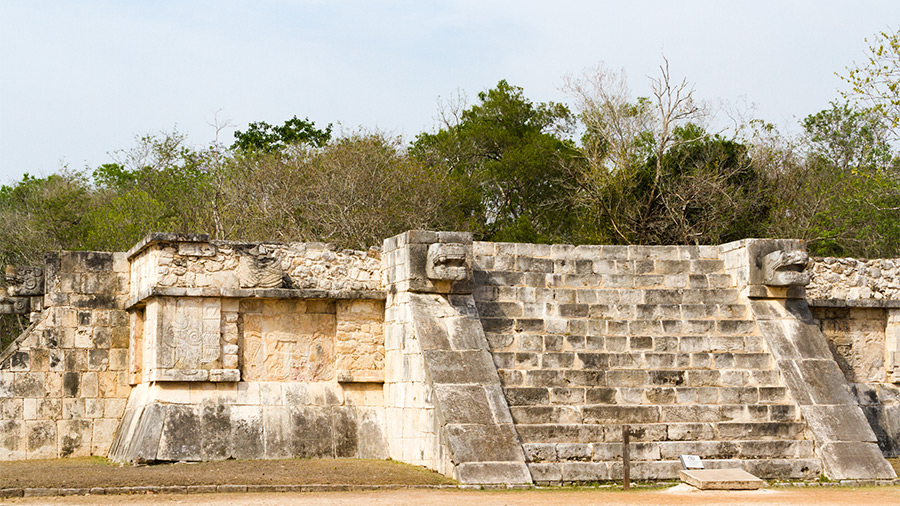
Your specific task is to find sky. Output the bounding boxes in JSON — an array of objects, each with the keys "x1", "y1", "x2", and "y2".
[{"x1": 0, "y1": 0, "x2": 898, "y2": 184}]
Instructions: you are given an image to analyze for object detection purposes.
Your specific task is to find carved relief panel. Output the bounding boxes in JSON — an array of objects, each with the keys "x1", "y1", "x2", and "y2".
[
  {"x1": 240, "y1": 300, "x2": 335, "y2": 382},
  {"x1": 146, "y1": 297, "x2": 223, "y2": 381}
]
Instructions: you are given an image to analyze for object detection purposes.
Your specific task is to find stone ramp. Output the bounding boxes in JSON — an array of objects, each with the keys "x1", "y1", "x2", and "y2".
[
  {"x1": 408, "y1": 292, "x2": 532, "y2": 485},
  {"x1": 751, "y1": 298, "x2": 897, "y2": 480}
]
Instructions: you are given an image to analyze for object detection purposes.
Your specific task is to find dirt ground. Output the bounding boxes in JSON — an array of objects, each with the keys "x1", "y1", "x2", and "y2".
[
  {"x1": 1, "y1": 458, "x2": 898, "y2": 506},
  {"x1": 2, "y1": 486, "x2": 900, "y2": 506},
  {"x1": 0, "y1": 457, "x2": 454, "y2": 489}
]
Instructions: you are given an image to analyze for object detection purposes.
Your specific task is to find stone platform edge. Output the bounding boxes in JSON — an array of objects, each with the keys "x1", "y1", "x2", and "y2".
[{"x1": 3, "y1": 479, "x2": 900, "y2": 498}]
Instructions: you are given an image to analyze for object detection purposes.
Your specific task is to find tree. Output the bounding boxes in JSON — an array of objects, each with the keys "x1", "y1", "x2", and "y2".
[
  {"x1": 0, "y1": 171, "x2": 93, "y2": 264},
  {"x1": 757, "y1": 102, "x2": 900, "y2": 257},
  {"x1": 217, "y1": 132, "x2": 459, "y2": 249},
  {"x1": 231, "y1": 116, "x2": 332, "y2": 153},
  {"x1": 563, "y1": 60, "x2": 766, "y2": 245},
  {"x1": 840, "y1": 28, "x2": 900, "y2": 141},
  {"x1": 412, "y1": 80, "x2": 580, "y2": 243}
]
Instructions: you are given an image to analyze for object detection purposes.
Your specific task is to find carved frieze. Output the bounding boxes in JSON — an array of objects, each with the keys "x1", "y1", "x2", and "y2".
[
  {"x1": 0, "y1": 265, "x2": 43, "y2": 314},
  {"x1": 241, "y1": 301, "x2": 335, "y2": 382}
]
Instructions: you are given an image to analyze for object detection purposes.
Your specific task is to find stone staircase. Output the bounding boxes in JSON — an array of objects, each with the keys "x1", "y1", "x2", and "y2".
[{"x1": 472, "y1": 242, "x2": 821, "y2": 483}]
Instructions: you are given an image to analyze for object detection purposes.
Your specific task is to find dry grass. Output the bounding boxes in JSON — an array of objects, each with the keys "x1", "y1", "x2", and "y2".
[{"x1": 0, "y1": 457, "x2": 456, "y2": 489}]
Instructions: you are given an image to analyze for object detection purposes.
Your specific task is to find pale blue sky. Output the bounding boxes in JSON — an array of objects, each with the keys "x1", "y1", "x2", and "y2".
[{"x1": 1, "y1": 1, "x2": 898, "y2": 183}]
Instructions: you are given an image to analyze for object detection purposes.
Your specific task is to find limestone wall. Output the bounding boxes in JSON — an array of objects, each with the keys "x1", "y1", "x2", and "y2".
[
  {"x1": 470, "y1": 241, "x2": 819, "y2": 482},
  {"x1": 128, "y1": 234, "x2": 381, "y2": 303},
  {"x1": 0, "y1": 252, "x2": 131, "y2": 459},
  {"x1": 3, "y1": 232, "x2": 899, "y2": 483},
  {"x1": 807, "y1": 256, "x2": 900, "y2": 457},
  {"x1": 808, "y1": 257, "x2": 900, "y2": 301}
]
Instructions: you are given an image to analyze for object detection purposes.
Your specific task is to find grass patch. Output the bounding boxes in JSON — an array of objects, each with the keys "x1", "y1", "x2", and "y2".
[{"x1": 0, "y1": 457, "x2": 456, "y2": 489}]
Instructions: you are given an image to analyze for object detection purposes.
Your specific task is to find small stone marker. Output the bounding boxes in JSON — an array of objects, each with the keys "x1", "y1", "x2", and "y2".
[
  {"x1": 679, "y1": 468, "x2": 765, "y2": 490},
  {"x1": 679, "y1": 454, "x2": 704, "y2": 470}
]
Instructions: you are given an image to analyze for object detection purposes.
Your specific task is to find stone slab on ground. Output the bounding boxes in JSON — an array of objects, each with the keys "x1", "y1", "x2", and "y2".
[{"x1": 679, "y1": 468, "x2": 765, "y2": 490}]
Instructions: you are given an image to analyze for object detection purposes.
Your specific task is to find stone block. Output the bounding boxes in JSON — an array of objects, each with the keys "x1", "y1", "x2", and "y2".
[
  {"x1": 290, "y1": 406, "x2": 334, "y2": 458},
  {"x1": 445, "y1": 316, "x2": 487, "y2": 350},
  {"x1": 799, "y1": 405, "x2": 878, "y2": 443},
  {"x1": 412, "y1": 316, "x2": 450, "y2": 351},
  {"x1": 583, "y1": 406, "x2": 659, "y2": 424},
  {"x1": 423, "y1": 350, "x2": 498, "y2": 385},
  {"x1": 775, "y1": 360, "x2": 813, "y2": 405},
  {"x1": 91, "y1": 418, "x2": 120, "y2": 456},
  {"x1": 716, "y1": 421, "x2": 806, "y2": 440},
  {"x1": 528, "y1": 462, "x2": 562, "y2": 483},
  {"x1": 666, "y1": 423, "x2": 715, "y2": 441},
  {"x1": 784, "y1": 319, "x2": 834, "y2": 360},
  {"x1": 0, "y1": 420, "x2": 26, "y2": 459},
  {"x1": 796, "y1": 359, "x2": 857, "y2": 405},
  {"x1": 818, "y1": 441, "x2": 898, "y2": 479},
  {"x1": 560, "y1": 462, "x2": 610, "y2": 482},
  {"x1": 127, "y1": 403, "x2": 166, "y2": 463},
  {"x1": 680, "y1": 469, "x2": 764, "y2": 490},
  {"x1": 332, "y1": 407, "x2": 359, "y2": 458},
  {"x1": 57, "y1": 419, "x2": 92, "y2": 458},
  {"x1": 356, "y1": 407, "x2": 388, "y2": 459},
  {"x1": 523, "y1": 443, "x2": 557, "y2": 462},
  {"x1": 434, "y1": 385, "x2": 494, "y2": 425},
  {"x1": 444, "y1": 423, "x2": 525, "y2": 462},
  {"x1": 591, "y1": 442, "x2": 660, "y2": 461},
  {"x1": 455, "y1": 462, "x2": 532, "y2": 485},
  {"x1": 157, "y1": 404, "x2": 201, "y2": 461},
  {"x1": 557, "y1": 442, "x2": 592, "y2": 461},
  {"x1": 200, "y1": 404, "x2": 231, "y2": 460},
  {"x1": 26, "y1": 420, "x2": 57, "y2": 458}
]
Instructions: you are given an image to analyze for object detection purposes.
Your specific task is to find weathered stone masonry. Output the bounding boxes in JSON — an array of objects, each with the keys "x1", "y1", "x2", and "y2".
[{"x1": 1, "y1": 232, "x2": 898, "y2": 484}]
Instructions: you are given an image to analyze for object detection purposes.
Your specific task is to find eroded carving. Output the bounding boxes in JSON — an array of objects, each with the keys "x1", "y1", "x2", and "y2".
[
  {"x1": 0, "y1": 265, "x2": 41, "y2": 314},
  {"x1": 762, "y1": 249, "x2": 810, "y2": 286},
  {"x1": 157, "y1": 298, "x2": 221, "y2": 372},
  {"x1": 238, "y1": 256, "x2": 283, "y2": 288},
  {"x1": 426, "y1": 242, "x2": 469, "y2": 281},
  {"x1": 241, "y1": 302, "x2": 335, "y2": 382}
]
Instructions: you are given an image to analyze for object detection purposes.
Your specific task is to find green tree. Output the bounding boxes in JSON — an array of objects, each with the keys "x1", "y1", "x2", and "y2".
[
  {"x1": 412, "y1": 80, "x2": 579, "y2": 243},
  {"x1": 840, "y1": 28, "x2": 900, "y2": 140},
  {"x1": 232, "y1": 116, "x2": 332, "y2": 153},
  {"x1": 565, "y1": 61, "x2": 769, "y2": 245},
  {"x1": 760, "y1": 102, "x2": 900, "y2": 257},
  {"x1": 0, "y1": 171, "x2": 93, "y2": 264},
  {"x1": 219, "y1": 132, "x2": 458, "y2": 248}
]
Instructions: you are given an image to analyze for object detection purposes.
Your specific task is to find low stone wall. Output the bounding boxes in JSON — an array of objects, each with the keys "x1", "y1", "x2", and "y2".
[
  {"x1": 809, "y1": 257, "x2": 900, "y2": 300},
  {"x1": 128, "y1": 234, "x2": 381, "y2": 304}
]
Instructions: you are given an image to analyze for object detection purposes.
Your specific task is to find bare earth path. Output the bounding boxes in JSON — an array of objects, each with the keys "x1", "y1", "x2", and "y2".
[{"x1": 3, "y1": 487, "x2": 900, "y2": 506}]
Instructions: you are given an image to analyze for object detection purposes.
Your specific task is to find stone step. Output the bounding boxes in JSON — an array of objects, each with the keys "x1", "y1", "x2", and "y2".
[
  {"x1": 497, "y1": 368, "x2": 783, "y2": 389},
  {"x1": 516, "y1": 421, "x2": 807, "y2": 444},
  {"x1": 493, "y1": 351, "x2": 775, "y2": 371},
  {"x1": 509, "y1": 403, "x2": 798, "y2": 425},
  {"x1": 503, "y1": 386, "x2": 789, "y2": 407},
  {"x1": 522, "y1": 439, "x2": 816, "y2": 462},
  {"x1": 527, "y1": 458, "x2": 822, "y2": 483}
]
